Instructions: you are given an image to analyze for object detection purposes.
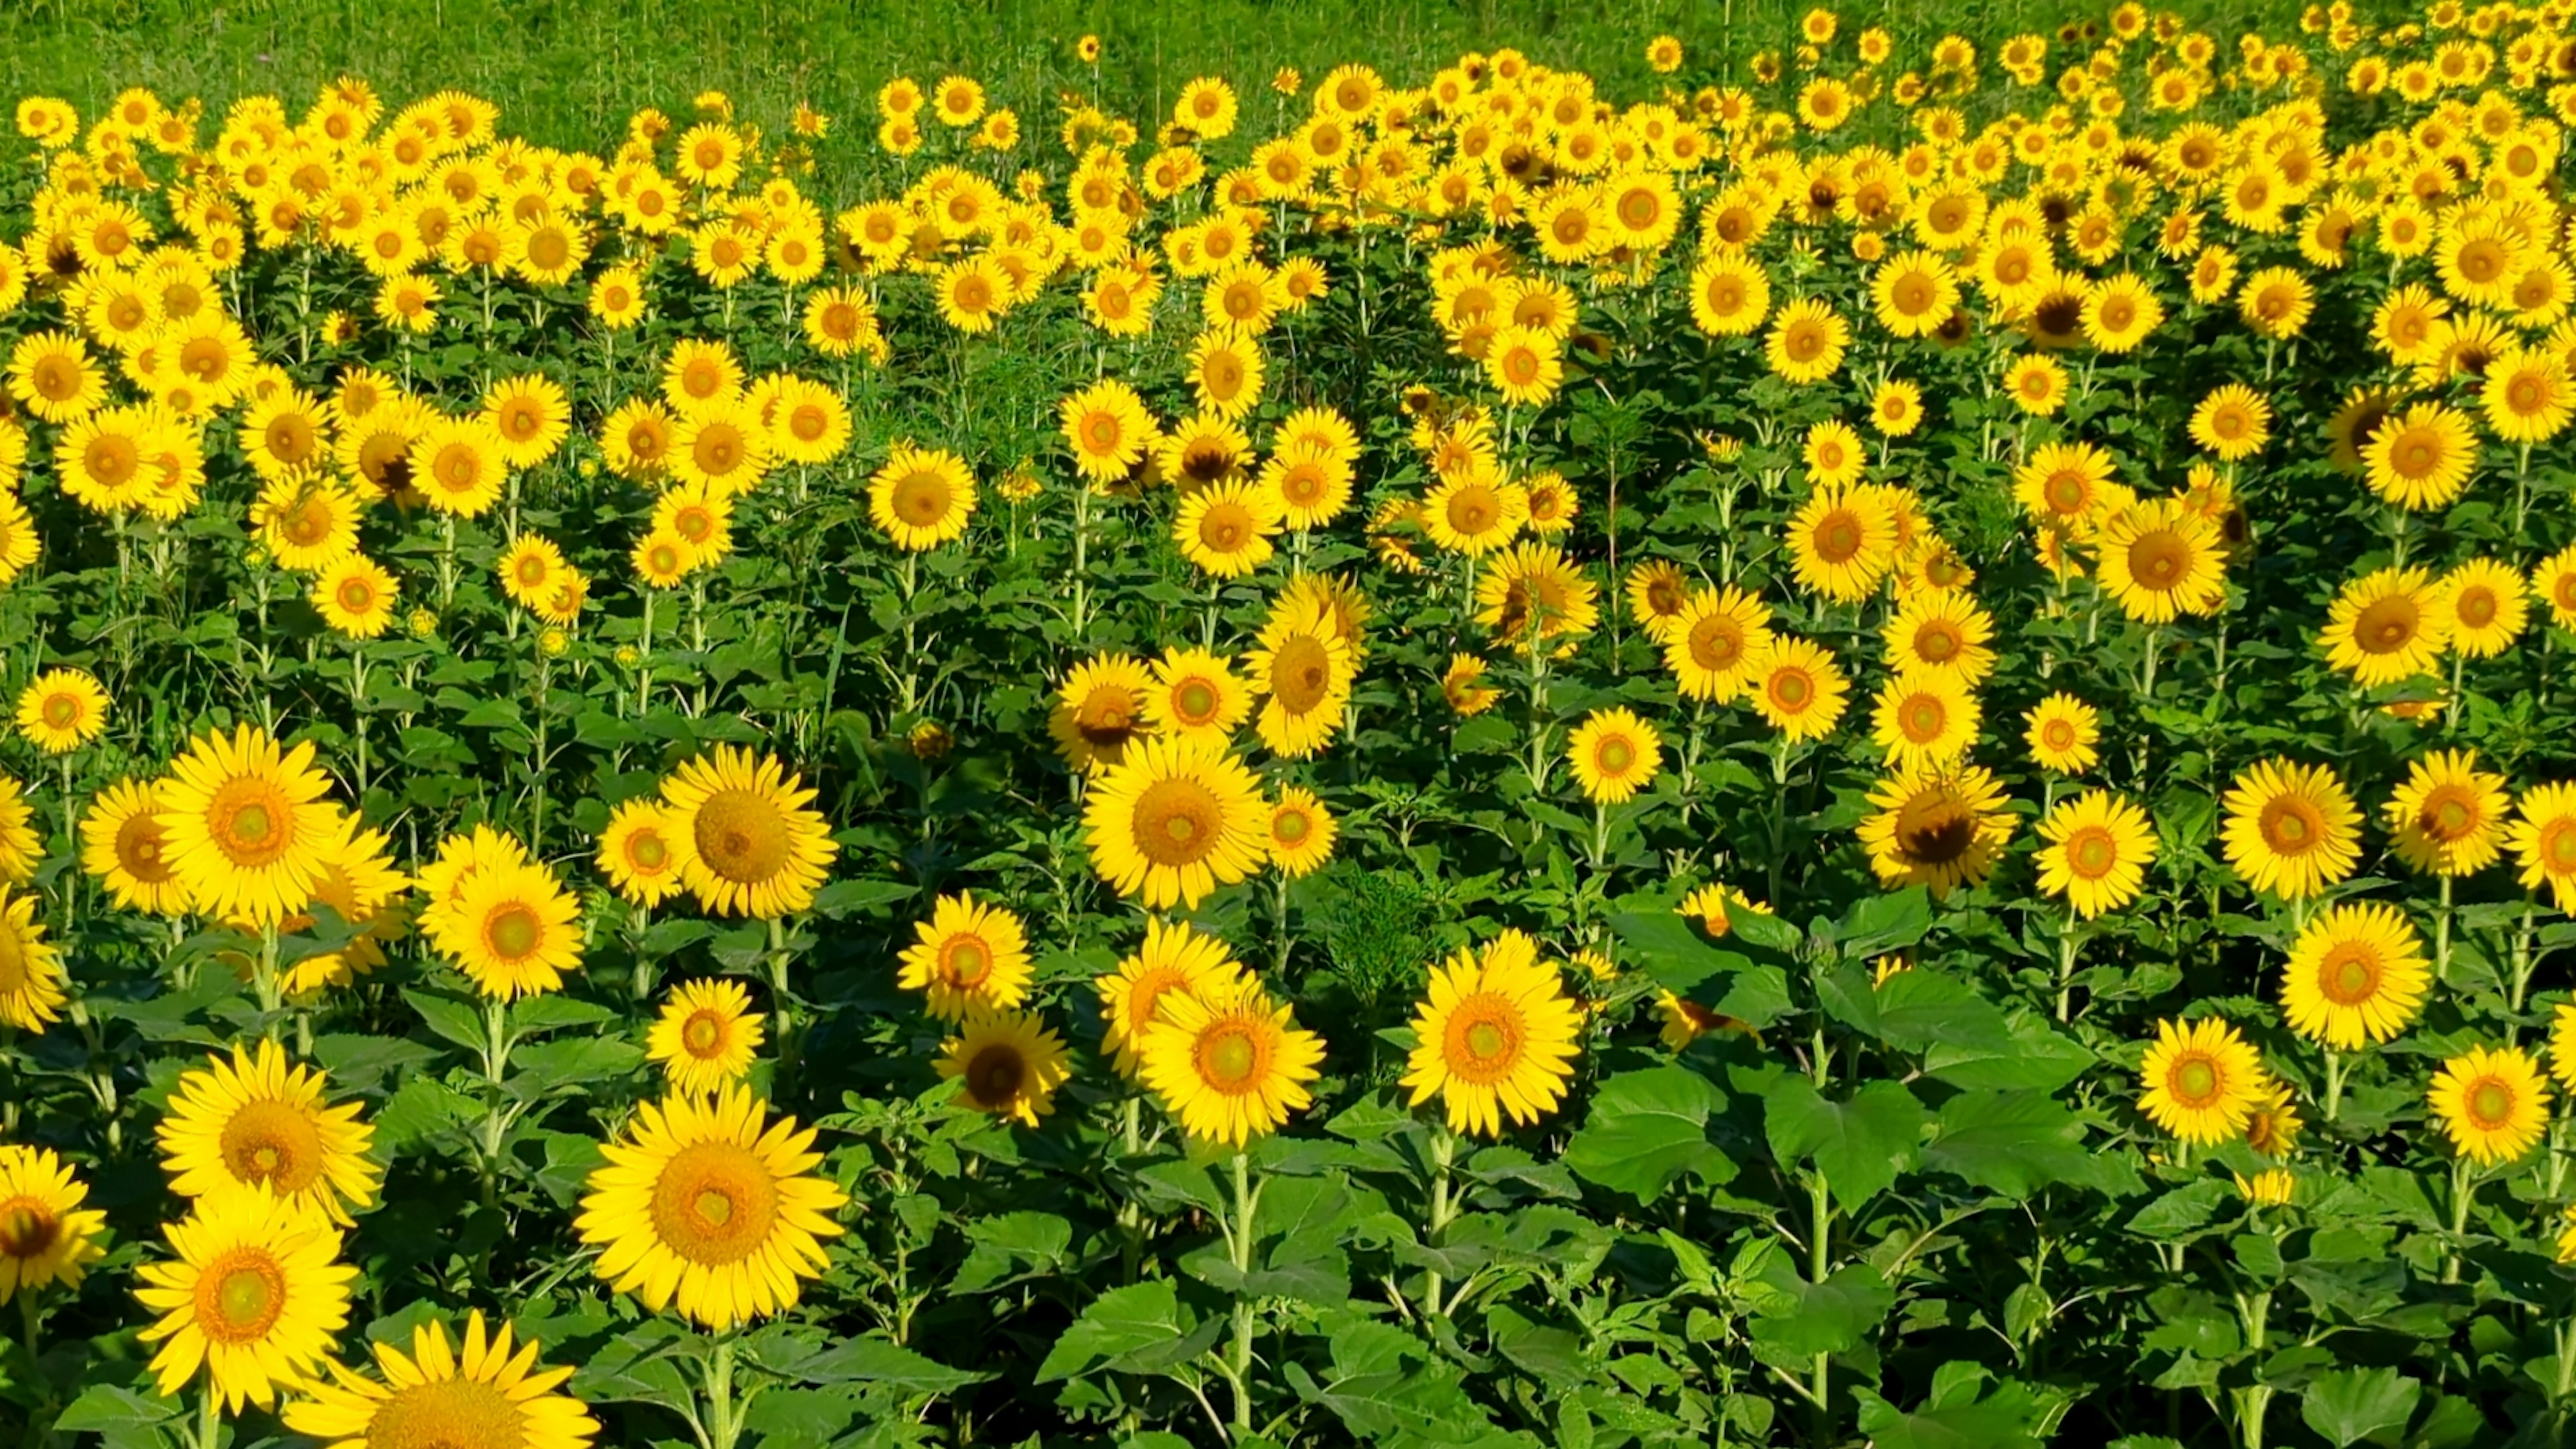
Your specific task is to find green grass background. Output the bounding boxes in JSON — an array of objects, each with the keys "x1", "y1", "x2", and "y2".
[{"x1": 1, "y1": 0, "x2": 2336, "y2": 160}]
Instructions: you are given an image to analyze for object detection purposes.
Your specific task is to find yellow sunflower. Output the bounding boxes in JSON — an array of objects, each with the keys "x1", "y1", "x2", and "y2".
[
  {"x1": 1246, "y1": 596, "x2": 1354, "y2": 759},
  {"x1": 868, "y1": 444, "x2": 978, "y2": 551},
  {"x1": 1082, "y1": 736, "x2": 1269, "y2": 909},
  {"x1": 1869, "y1": 668, "x2": 1979, "y2": 770},
  {"x1": 0, "y1": 776, "x2": 36, "y2": 883},
  {"x1": 1138, "y1": 975, "x2": 1325, "y2": 1146},
  {"x1": 2508, "y1": 782, "x2": 2576, "y2": 912},
  {"x1": 2220, "y1": 759, "x2": 2361, "y2": 902},
  {"x1": 2427, "y1": 1044, "x2": 2551, "y2": 1165},
  {"x1": 1175, "y1": 478, "x2": 1283, "y2": 578},
  {"x1": 1143, "y1": 647, "x2": 1250, "y2": 744},
  {"x1": 426, "y1": 858, "x2": 584, "y2": 1001},
  {"x1": 1858, "y1": 764, "x2": 2014, "y2": 899},
  {"x1": 2136, "y1": 1016, "x2": 2267, "y2": 1144},
  {"x1": 576, "y1": 1085, "x2": 847, "y2": 1330},
  {"x1": 936, "y1": 1008, "x2": 1073, "y2": 1126},
  {"x1": 2362, "y1": 402, "x2": 2477, "y2": 511},
  {"x1": 310, "y1": 555, "x2": 399, "y2": 639},
  {"x1": 659, "y1": 746, "x2": 840, "y2": 919},
  {"x1": 2385, "y1": 749, "x2": 2509, "y2": 878},
  {"x1": 2436, "y1": 557, "x2": 2527, "y2": 659},
  {"x1": 158, "y1": 724, "x2": 341, "y2": 926},
  {"x1": 1399, "y1": 929, "x2": 1584, "y2": 1138},
  {"x1": 81, "y1": 776, "x2": 186, "y2": 914},
  {"x1": 0, "y1": 1145, "x2": 109, "y2": 1303},
  {"x1": 157, "y1": 1038, "x2": 381, "y2": 1224},
  {"x1": 2095, "y1": 499, "x2": 2228, "y2": 623},
  {"x1": 1048, "y1": 654, "x2": 1155, "y2": 773},
  {"x1": 2321, "y1": 567, "x2": 2448, "y2": 687},
  {"x1": 134, "y1": 1184, "x2": 355, "y2": 1410},
  {"x1": 1662, "y1": 586, "x2": 1774, "y2": 703},
  {"x1": 14, "y1": 667, "x2": 108, "y2": 754},
  {"x1": 1784, "y1": 484, "x2": 1897, "y2": 602},
  {"x1": 1882, "y1": 590, "x2": 1996, "y2": 686},
  {"x1": 282, "y1": 1310, "x2": 599, "y2": 1449},
  {"x1": 1743, "y1": 637, "x2": 1850, "y2": 743},
  {"x1": 896, "y1": 892, "x2": 1033, "y2": 1020},
  {"x1": 2035, "y1": 790, "x2": 2159, "y2": 918},
  {"x1": 1097, "y1": 918, "x2": 1248, "y2": 1079},
  {"x1": 2279, "y1": 903, "x2": 2428, "y2": 1051},
  {"x1": 596, "y1": 797, "x2": 686, "y2": 908},
  {"x1": 2024, "y1": 694, "x2": 2101, "y2": 775},
  {"x1": 645, "y1": 977, "x2": 765, "y2": 1096},
  {"x1": 1566, "y1": 707, "x2": 1663, "y2": 804}
]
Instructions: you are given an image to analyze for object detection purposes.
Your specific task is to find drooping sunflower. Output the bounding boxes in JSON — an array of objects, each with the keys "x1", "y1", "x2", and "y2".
[
  {"x1": 2508, "y1": 782, "x2": 2576, "y2": 912},
  {"x1": 1048, "y1": 654, "x2": 1155, "y2": 773},
  {"x1": 14, "y1": 667, "x2": 108, "y2": 754},
  {"x1": 659, "y1": 746, "x2": 839, "y2": 919},
  {"x1": 1869, "y1": 668, "x2": 1980, "y2": 770},
  {"x1": 896, "y1": 892, "x2": 1033, "y2": 1020},
  {"x1": 427, "y1": 857, "x2": 583, "y2": 1002},
  {"x1": 645, "y1": 977, "x2": 765, "y2": 1096},
  {"x1": 282, "y1": 1310, "x2": 599, "y2": 1449},
  {"x1": 1662, "y1": 586, "x2": 1774, "y2": 702},
  {"x1": 936, "y1": 1008, "x2": 1073, "y2": 1126},
  {"x1": 1566, "y1": 708, "x2": 1662, "y2": 805},
  {"x1": 2320, "y1": 567, "x2": 2449, "y2": 686},
  {"x1": 2427, "y1": 1044, "x2": 2552, "y2": 1165},
  {"x1": 1442, "y1": 653, "x2": 1500, "y2": 717},
  {"x1": 158, "y1": 724, "x2": 340, "y2": 926},
  {"x1": 1399, "y1": 929, "x2": 1584, "y2": 1138},
  {"x1": 81, "y1": 777, "x2": 187, "y2": 915},
  {"x1": 0, "y1": 1145, "x2": 109, "y2": 1304},
  {"x1": 1742, "y1": 637, "x2": 1850, "y2": 743},
  {"x1": 134, "y1": 1184, "x2": 355, "y2": 1410},
  {"x1": 1267, "y1": 786, "x2": 1338, "y2": 877},
  {"x1": 2220, "y1": 759, "x2": 2362, "y2": 902},
  {"x1": 2035, "y1": 790, "x2": 2159, "y2": 919},
  {"x1": 2095, "y1": 499, "x2": 2228, "y2": 623},
  {"x1": 1081, "y1": 736, "x2": 1270, "y2": 910},
  {"x1": 1096, "y1": 918, "x2": 1247, "y2": 1079},
  {"x1": 575, "y1": 1085, "x2": 847, "y2": 1330},
  {"x1": 1784, "y1": 484, "x2": 1897, "y2": 602},
  {"x1": 2385, "y1": 749, "x2": 2510, "y2": 879},
  {"x1": 2136, "y1": 1016, "x2": 2267, "y2": 1145},
  {"x1": 2437, "y1": 557, "x2": 2528, "y2": 659},
  {"x1": 1858, "y1": 764, "x2": 2015, "y2": 899},
  {"x1": 2279, "y1": 903, "x2": 2429, "y2": 1051},
  {"x1": 596, "y1": 797, "x2": 686, "y2": 908},
  {"x1": 1138, "y1": 975, "x2": 1325, "y2": 1146},
  {"x1": 867, "y1": 444, "x2": 978, "y2": 551},
  {"x1": 158, "y1": 1038, "x2": 381, "y2": 1224},
  {"x1": 1246, "y1": 596, "x2": 1354, "y2": 759}
]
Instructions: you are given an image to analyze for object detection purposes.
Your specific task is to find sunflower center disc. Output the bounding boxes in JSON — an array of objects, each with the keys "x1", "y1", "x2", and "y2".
[
  {"x1": 2174, "y1": 1059, "x2": 2218, "y2": 1106},
  {"x1": 0, "y1": 1199, "x2": 58, "y2": 1257},
  {"x1": 2471, "y1": 1081, "x2": 2513, "y2": 1127},
  {"x1": 366, "y1": 1379, "x2": 526, "y2": 1449}
]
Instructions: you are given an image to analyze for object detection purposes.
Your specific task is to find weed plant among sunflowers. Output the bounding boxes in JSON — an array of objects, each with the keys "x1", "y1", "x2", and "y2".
[{"x1": 7, "y1": 0, "x2": 2576, "y2": 1444}]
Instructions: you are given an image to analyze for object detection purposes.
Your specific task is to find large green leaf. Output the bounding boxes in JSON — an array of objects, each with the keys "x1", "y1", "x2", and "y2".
[
  {"x1": 1748, "y1": 1264, "x2": 1895, "y2": 1358},
  {"x1": 1034, "y1": 1281, "x2": 1200, "y2": 1383},
  {"x1": 1762, "y1": 1076, "x2": 1925, "y2": 1207},
  {"x1": 2300, "y1": 1366, "x2": 2422, "y2": 1448},
  {"x1": 1562, "y1": 1065, "x2": 1733, "y2": 1203},
  {"x1": 1919, "y1": 1090, "x2": 2094, "y2": 1199}
]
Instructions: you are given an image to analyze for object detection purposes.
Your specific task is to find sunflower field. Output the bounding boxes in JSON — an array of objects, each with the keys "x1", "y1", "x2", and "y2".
[{"x1": 11, "y1": 1, "x2": 2576, "y2": 1446}]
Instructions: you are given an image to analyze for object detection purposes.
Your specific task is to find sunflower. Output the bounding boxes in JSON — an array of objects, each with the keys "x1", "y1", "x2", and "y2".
[
  {"x1": 8, "y1": 330, "x2": 105, "y2": 423},
  {"x1": 134, "y1": 1184, "x2": 355, "y2": 1410},
  {"x1": 2437, "y1": 557, "x2": 2527, "y2": 659},
  {"x1": 282, "y1": 1309, "x2": 598, "y2": 1449},
  {"x1": 2011, "y1": 441, "x2": 2123, "y2": 537},
  {"x1": 2428, "y1": 1044, "x2": 2552, "y2": 1165},
  {"x1": 576, "y1": 1085, "x2": 847, "y2": 1330},
  {"x1": 14, "y1": 667, "x2": 107, "y2": 754},
  {"x1": 2035, "y1": 790, "x2": 2159, "y2": 919},
  {"x1": 937, "y1": 1008, "x2": 1073, "y2": 1126},
  {"x1": 2279, "y1": 903, "x2": 2428, "y2": 1051},
  {"x1": 2321, "y1": 567, "x2": 2448, "y2": 686},
  {"x1": 1246, "y1": 596, "x2": 1354, "y2": 759},
  {"x1": 646, "y1": 977, "x2": 765, "y2": 1096},
  {"x1": 2024, "y1": 694, "x2": 2101, "y2": 775},
  {"x1": 1566, "y1": 708, "x2": 1662, "y2": 805},
  {"x1": 2095, "y1": 499, "x2": 2227, "y2": 623},
  {"x1": 1419, "y1": 469, "x2": 1529, "y2": 557},
  {"x1": 1687, "y1": 252, "x2": 1771, "y2": 336},
  {"x1": 869, "y1": 443, "x2": 978, "y2": 551},
  {"x1": 659, "y1": 746, "x2": 839, "y2": 919},
  {"x1": 2363, "y1": 402, "x2": 2477, "y2": 511},
  {"x1": 2536, "y1": 543, "x2": 2576, "y2": 631},
  {"x1": 158, "y1": 1038, "x2": 380, "y2": 1224},
  {"x1": 1859, "y1": 764, "x2": 2014, "y2": 899},
  {"x1": 1442, "y1": 653, "x2": 1500, "y2": 716},
  {"x1": 1142, "y1": 647, "x2": 1250, "y2": 744},
  {"x1": 1869, "y1": 668, "x2": 1979, "y2": 770},
  {"x1": 1049, "y1": 654, "x2": 1155, "y2": 774},
  {"x1": 2189, "y1": 382, "x2": 2272, "y2": 461},
  {"x1": 1623, "y1": 561, "x2": 1693, "y2": 641},
  {"x1": 1082, "y1": 736, "x2": 1269, "y2": 909},
  {"x1": 408, "y1": 417, "x2": 507, "y2": 518},
  {"x1": 264, "y1": 824, "x2": 409, "y2": 997},
  {"x1": 1784, "y1": 484, "x2": 1897, "y2": 602},
  {"x1": 1138, "y1": 975, "x2": 1324, "y2": 1146},
  {"x1": 1096, "y1": 919, "x2": 1246, "y2": 1079},
  {"x1": 483, "y1": 374, "x2": 571, "y2": 470},
  {"x1": 1743, "y1": 637, "x2": 1850, "y2": 743},
  {"x1": 2385, "y1": 749, "x2": 2509, "y2": 878},
  {"x1": 2221, "y1": 759, "x2": 2362, "y2": 902},
  {"x1": 1267, "y1": 786, "x2": 1338, "y2": 877},
  {"x1": 896, "y1": 892, "x2": 1033, "y2": 1020},
  {"x1": 1474, "y1": 543, "x2": 1599, "y2": 655},
  {"x1": 1175, "y1": 478, "x2": 1283, "y2": 578},
  {"x1": 0, "y1": 492, "x2": 37, "y2": 586},
  {"x1": 594, "y1": 797, "x2": 685, "y2": 908},
  {"x1": 253, "y1": 476, "x2": 364, "y2": 572},
  {"x1": 497, "y1": 535, "x2": 568, "y2": 612},
  {"x1": 2136, "y1": 1016, "x2": 2268, "y2": 1145},
  {"x1": 1882, "y1": 590, "x2": 1996, "y2": 686},
  {"x1": 158, "y1": 725, "x2": 339, "y2": 926},
  {"x1": 0, "y1": 775, "x2": 36, "y2": 884},
  {"x1": 1764, "y1": 297, "x2": 1849, "y2": 384},
  {"x1": 2508, "y1": 782, "x2": 2576, "y2": 912},
  {"x1": 1399, "y1": 930, "x2": 1584, "y2": 1138},
  {"x1": 310, "y1": 556, "x2": 398, "y2": 639},
  {"x1": 0, "y1": 1146, "x2": 109, "y2": 1304},
  {"x1": 1663, "y1": 586, "x2": 1774, "y2": 702},
  {"x1": 670, "y1": 403, "x2": 771, "y2": 495},
  {"x1": 81, "y1": 777, "x2": 187, "y2": 915},
  {"x1": 1262, "y1": 444, "x2": 1354, "y2": 531},
  {"x1": 428, "y1": 858, "x2": 582, "y2": 1001},
  {"x1": 1060, "y1": 379, "x2": 1153, "y2": 482}
]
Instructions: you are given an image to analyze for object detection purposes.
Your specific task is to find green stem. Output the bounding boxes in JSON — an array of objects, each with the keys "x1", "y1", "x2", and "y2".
[
  {"x1": 767, "y1": 916, "x2": 801, "y2": 1088},
  {"x1": 1422, "y1": 1126, "x2": 1457, "y2": 1318},
  {"x1": 1809, "y1": 1171, "x2": 1832, "y2": 1445},
  {"x1": 2322, "y1": 1049, "x2": 2345, "y2": 1123},
  {"x1": 2054, "y1": 907, "x2": 2080, "y2": 1023},
  {"x1": 1228, "y1": 1150, "x2": 1260, "y2": 1440},
  {"x1": 704, "y1": 1334, "x2": 741, "y2": 1449},
  {"x1": 195, "y1": 1378, "x2": 220, "y2": 1449},
  {"x1": 2445, "y1": 1157, "x2": 2477, "y2": 1285},
  {"x1": 2434, "y1": 875, "x2": 2454, "y2": 987}
]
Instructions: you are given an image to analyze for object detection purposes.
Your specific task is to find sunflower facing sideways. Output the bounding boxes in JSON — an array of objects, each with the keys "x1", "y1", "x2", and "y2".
[
  {"x1": 0, "y1": 1145, "x2": 109, "y2": 1305},
  {"x1": 81, "y1": 777, "x2": 189, "y2": 915},
  {"x1": 0, "y1": 885, "x2": 70, "y2": 1032},
  {"x1": 646, "y1": 977, "x2": 765, "y2": 1096},
  {"x1": 1139, "y1": 974, "x2": 1326, "y2": 1147},
  {"x1": 1400, "y1": 930, "x2": 1584, "y2": 1138},
  {"x1": 282, "y1": 1310, "x2": 599, "y2": 1449},
  {"x1": 658, "y1": 745, "x2": 839, "y2": 919},
  {"x1": 134, "y1": 1183, "x2": 356, "y2": 1411},
  {"x1": 937, "y1": 1008, "x2": 1073, "y2": 1126},
  {"x1": 896, "y1": 892, "x2": 1033, "y2": 1020},
  {"x1": 2221, "y1": 758, "x2": 2362, "y2": 902},
  {"x1": 576, "y1": 1084, "x2": 847, "y2": 1331},
  {"x1": 2279, "y1": 903, "x2": 2430, "y2": 1051},
  {"x1": 157, "y1": 1038, "x2": 382, "y2": 1225},
  {"x1": 1083, "y1": 735, "x2": 1271, "y2": 909},
  {"x1": 1096, "y1": 918, "x2": 1248, "y2": 1078},
  {"x1": 2427, "y1": 1044, "x2": 2551, "y2": 1165},
  {"x1": 2137, "y1": 1016, "x2": 2268, "y2": 1145}
]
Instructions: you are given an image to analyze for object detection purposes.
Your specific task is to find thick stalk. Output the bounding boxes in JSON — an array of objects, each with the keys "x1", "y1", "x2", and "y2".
[{"x1": 1228, "y1": 1150, "x2": 1261, "y2": 1440}]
